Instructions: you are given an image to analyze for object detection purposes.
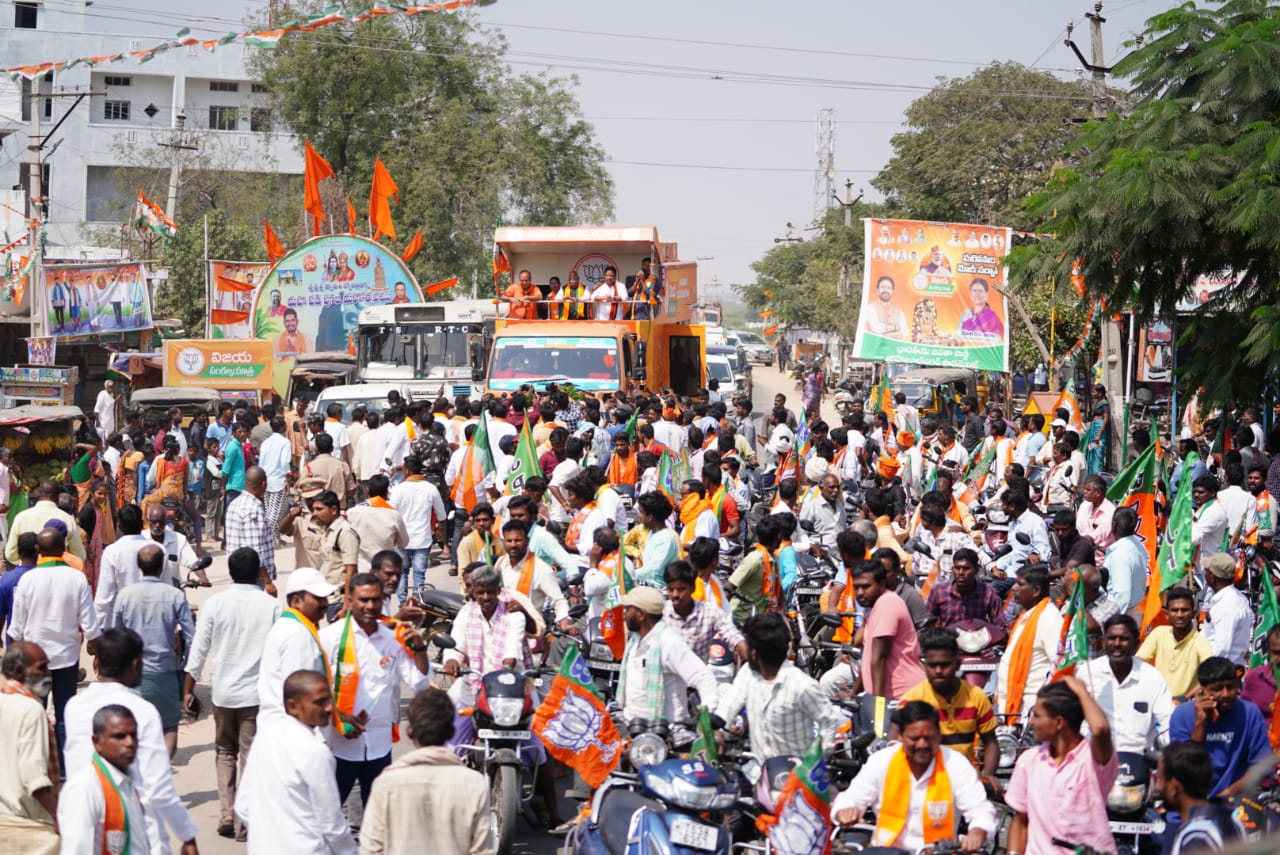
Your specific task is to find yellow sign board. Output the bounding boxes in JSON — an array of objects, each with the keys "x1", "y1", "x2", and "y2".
[{"x1": 163, "y1": 339, "x2": 274, "y2": 390}]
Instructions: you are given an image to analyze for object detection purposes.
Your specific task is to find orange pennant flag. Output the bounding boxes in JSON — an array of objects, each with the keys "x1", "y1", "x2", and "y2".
[
  {"x1": 209, "y1": 309, "x2": 250, "y2": 325},
  {"x1": 424, "y1": 276, "x2": 459, "y2": 297},
  {"x1": 215, "y1": 275, "x2": 255, "y2": 293},
  {"x1": 347, "y1": 196, "x2": 358, "y2": 236},
  {"x1": 303, "y1": 139, "x2": 335, "y2": 236},
  {"x1": 763, "y1": 323, "x2": 778, "y2": 337},
  {"x1": 369, "y1": 157, "x2": 399, "y2": 242},
  {"x1": 264, "y1": 219, "x2": 285, "y2": 265},
  {"x1": 402, "y1": 230, "x2": 424, "y2": 262}
]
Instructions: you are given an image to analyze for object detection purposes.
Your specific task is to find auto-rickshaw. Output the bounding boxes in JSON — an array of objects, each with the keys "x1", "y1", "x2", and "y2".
[{"x1": 889, "y1": 367, "x2": 984, "y2": 427}]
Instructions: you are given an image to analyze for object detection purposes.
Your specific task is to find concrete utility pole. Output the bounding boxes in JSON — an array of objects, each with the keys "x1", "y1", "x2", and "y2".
[
  {"x1": 1067, "y1": 2, "x2": 1125, "y2": 467},
  {"x1": 160, "y1": 113, "x2": 198, "y2": 222}
]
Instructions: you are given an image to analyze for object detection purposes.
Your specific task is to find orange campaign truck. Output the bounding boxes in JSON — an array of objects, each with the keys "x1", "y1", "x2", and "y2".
[{"x1": 486, "y1": 226, "x2": 705, "y2": 397}]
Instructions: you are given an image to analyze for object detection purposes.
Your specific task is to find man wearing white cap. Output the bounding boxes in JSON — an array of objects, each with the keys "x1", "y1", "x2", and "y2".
[
  {"x1": 1035, "y1": 420, "x2": 1069, "y2": 468},
  {"x1": 617, "y1": 586, "x2": 720, "y2": 725},
  {"x1": 256, "y1": 567, "x2": 337, "y2": 725}
]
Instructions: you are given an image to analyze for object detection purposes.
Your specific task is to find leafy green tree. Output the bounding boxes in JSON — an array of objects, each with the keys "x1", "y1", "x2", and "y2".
[
  {"x1": 250, "y1": 2, "x2": 613, "y2": 291},
  {"x1": 1015, "y1": 0, "x2": 1280, "y2": 404}
]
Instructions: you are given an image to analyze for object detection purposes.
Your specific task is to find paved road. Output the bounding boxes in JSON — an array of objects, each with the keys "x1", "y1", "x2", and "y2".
[{"x1": 115, "y1": 363, "x2": 834, "y2": 855}]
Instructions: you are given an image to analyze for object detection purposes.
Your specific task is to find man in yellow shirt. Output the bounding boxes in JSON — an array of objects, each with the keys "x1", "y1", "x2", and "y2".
[
  {"x1": 899, "y1": 627, "x2": 1002, "y2": 797},
  {"x1": 1136, "y1": 587, "x2": 1213, "y2": 697}
]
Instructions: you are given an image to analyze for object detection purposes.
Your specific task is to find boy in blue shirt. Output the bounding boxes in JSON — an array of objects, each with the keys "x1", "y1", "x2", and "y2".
[{"x1": 1168, "y1": 656, "x2": 1270, "y2": 797}]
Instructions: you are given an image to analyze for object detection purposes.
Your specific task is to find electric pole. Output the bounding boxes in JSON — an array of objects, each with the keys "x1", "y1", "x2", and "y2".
[
  {"x1": 1066, "y1": 2, "x2": 1125, "y2": 466},
  {"x1": 160, "y1": 113, "x2": 198, "y2": 222}
]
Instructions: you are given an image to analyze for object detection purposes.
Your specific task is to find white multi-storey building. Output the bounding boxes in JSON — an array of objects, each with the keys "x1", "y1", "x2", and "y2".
[{"x1": 0, "y1": 0, "x2": 302, "y2": 256}]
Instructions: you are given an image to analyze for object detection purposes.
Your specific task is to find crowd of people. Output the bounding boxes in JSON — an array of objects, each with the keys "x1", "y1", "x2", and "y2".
[{"x1": 1, "y1": 369, "x2": 1279, "y2": 855}]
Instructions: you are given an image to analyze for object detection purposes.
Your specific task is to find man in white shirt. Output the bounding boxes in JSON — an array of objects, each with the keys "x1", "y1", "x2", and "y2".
[
  {"x1": 322, "y1": 402, "x2": 353, "y2": 468},
  {"x1": 318, "y1": 573, "x2": 432, "y2": 810},
  {"x1": 8, "y1": 526, "x2": 102, "y2": 766},
  {"x1": 256, "y1": 568, "x2": 337, "y2": 725},
  {"x1": 352, "y1": 411, "x2": 385, "y2": 482},
  {"x1": 617, "y1": 587, "x2": 719, "y2": 725},
  {"x1": 495, "y1": 519, "x2": 572, "y2": 631},
  {"x1": 994, "y1": 488, "x2": 1052, "y2": 576},
  {"x1": 996, "y1": 567, "x2": 1063, "y2": 719},
  {"x1": 893, "y1": 392, "x2": 920, "y2": 437},
  {"x1": 564, "y1": 475, "x2": 609, "y2": 561},
  {"x1": 1201, "y1": 554, "x2": 1254, "y2": 663},
  {"x1": 548, "y1": 436, "x2": 585, "y2": 524},
  {"x1": 58, "y1": 704, "x2": 160, "y2": 855},
  {"x1": 258, "y1": 416, "x2": 293, "y2": 530},
  {"x1": 4, "y1": 480, "x2": 85, "y2": 565},
  {"x1": 64, "y1": 628, "x2": 199, "y2": 855},
  {"x1": 833, "y1": 701, "x2": 997, "y2": 852},
  {"x1": 236, "y1": 671, "x2": 357, "y2": 855},
  {"x1": 1081, "y1": 615, "x2": 1173, "y2": 753},
  {"x1": 388, "y1": 456, "x2": 446, "y2": 596},
  {"x1": 589, "y1": 266, "x2": 628, "y2": 320},
  {"x1": 486, "y1": 401, "x2": 518, "y2": 462},
  {"x1": 145, "y1": 504, "x2": 204, "y2": 589},
  {"x1": 1191, "y1": 474, "x2": 1230, "y2": 569},
  {"x1": 95, "y1": 505, "x2": 153, "y2": 627},
  {"x1": 183, "y1": 547, "x2": 281, "y2": 838},
  {"x1": 651, "y1": 402, "x2": 688, "y2": 455},
  {"x1": 1217, "y1": 463, "x2": 1257, "y2": 550},
  {"x1": 93, "y1": 380, "x2": 119, "y2": 443}
]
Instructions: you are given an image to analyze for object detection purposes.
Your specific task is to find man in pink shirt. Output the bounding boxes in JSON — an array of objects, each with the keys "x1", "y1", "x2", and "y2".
[
  {"x1": 1075, "y1": 475, "x2": 1116, "y2": 564},
  {"x1": 851, "y1": 559, "x2": 924, "y2": 699},
  {"x1": 1006, "y1": 676, "x2": 1119, "y2": 855}
]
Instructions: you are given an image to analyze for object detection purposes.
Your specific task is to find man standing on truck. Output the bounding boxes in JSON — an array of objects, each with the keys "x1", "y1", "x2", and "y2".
[
  {"x1": 500, "y1": 269, "x2": 540, "y2": 320},
  {"x1": 590, "y1": 266, "x2": 628, "y2": 320}
]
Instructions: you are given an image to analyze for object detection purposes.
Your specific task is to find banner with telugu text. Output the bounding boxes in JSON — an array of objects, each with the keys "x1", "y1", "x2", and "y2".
[{"x1": 852, "y1": 219, "x2": 1011, "y2": 372}]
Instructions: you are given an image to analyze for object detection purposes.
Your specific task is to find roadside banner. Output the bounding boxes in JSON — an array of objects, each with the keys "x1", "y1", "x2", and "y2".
[
  {"x1": 208, "y1": 261, "x2": 270, "y2": 339},
  {"x1": 163, "y1": 339, "x2": 274, "y2": 390},
  {"x1": 853, "y1": 219, "x2": 1010, "y2": 371},
  {"x1": 43, "y1": 261, "x2": 152, "y2": 338},
  {"x1": 1136, "y1": 320, "x2": 1173, "y2": 383}
]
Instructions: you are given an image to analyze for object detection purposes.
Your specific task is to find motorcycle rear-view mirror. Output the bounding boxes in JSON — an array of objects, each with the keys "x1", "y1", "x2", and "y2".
[
  {"x1": 1015, "y1": 532, "x2": 1031, "y2": 545},
  {"x1": 568, "y1": 603, "x2": 590, "y2": 620},
  {"x1": 851, "y1": 731, "x2": 876, "y2": 750},
  {"x1": 194, "y1": 555, "x2": 213, "y2": 570},
  {"x1": 819, "y1": 613, "x2": 844, "y2": 629},
  {"x1": 992, "y1": 544, "x2": 1014, "y2": 559},
  {"x1": 432, "y1": 632, "x2": 457, "y2": 650}
]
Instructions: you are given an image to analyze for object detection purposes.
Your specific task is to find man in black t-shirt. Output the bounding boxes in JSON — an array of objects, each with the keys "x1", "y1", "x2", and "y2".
[{"x1": 1049, "y1": 510, "x2": 1096, "y2": 579}]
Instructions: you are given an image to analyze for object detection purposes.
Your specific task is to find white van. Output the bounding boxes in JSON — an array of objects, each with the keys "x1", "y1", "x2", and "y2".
[{"x1": 313, "y1": 383, "x2": 414, "y2": 424}]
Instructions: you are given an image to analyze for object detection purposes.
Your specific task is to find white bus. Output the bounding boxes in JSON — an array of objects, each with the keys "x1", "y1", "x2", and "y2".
[{"x1": 355, "y1": 299, "x2": 495, "y2": 401}]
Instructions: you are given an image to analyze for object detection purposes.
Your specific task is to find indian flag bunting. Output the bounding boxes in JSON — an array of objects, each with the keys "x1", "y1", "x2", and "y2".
[{"x1": 133, "y1": 190, "x2": 176, "y2": 241}]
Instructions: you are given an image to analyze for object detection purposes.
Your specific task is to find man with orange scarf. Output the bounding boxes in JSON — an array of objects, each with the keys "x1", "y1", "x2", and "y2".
[
  {"x1": 677, "y1": 480, "x2": 719, "y2": 547},
  {"x1": 833, "y1": 701, "x2": 996, "y2": 852},
  {"x1": 726, "y1": 515, "x2": 785, "y2": 624},
  {"x1": 995, "y1": 566, "x2": 1062, "y2": 721}
]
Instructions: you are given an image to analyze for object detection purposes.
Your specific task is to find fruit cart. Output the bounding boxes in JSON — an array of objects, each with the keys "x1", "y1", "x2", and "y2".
[{"x1": 0, "y1": 406, "x2": 85, "y2": 507}]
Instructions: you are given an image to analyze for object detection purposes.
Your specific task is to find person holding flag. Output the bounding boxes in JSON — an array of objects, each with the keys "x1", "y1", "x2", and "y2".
[
  {"x1": 581, "y1": 529, "x2": 633, "y2": 654},
  {"x1": 319, "y1": 573, "x2": 432, "y2": 811},
  {"x1": 494, "y1": 519, "x2": 572, "y2": 633},
  {"x1": 833, "y1": 701, "x2": 997, "y2": 852}
]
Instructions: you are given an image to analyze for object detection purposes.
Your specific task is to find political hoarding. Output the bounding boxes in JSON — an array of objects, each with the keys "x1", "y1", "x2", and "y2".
[
  {"x1": 209, "y1": 261, "x2": 271, "y2": 339},
  {"x1": 852, "y1": 219, "x2": 1011, "y2": 372},
  {"x1": 250, "y1": 234, "x2": 423, "y2": 397},
  {"x1": 1137, "y1": 320, "x2": 1174, "y2": 384},
  {"x1": 163, "y1": 339, "x2": 275, "y2": 391},
  {"x1": 43, "y1": 261, "x2": 153, "y2": 339}
]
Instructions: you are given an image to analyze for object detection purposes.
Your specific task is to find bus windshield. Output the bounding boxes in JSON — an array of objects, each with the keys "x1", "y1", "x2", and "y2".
[
  {"x1": 489, "y1": 335, "x2": 620, "y2": 391},
  {"x1": 358, "y1": 323, "x2": 472, "y2": 377}
]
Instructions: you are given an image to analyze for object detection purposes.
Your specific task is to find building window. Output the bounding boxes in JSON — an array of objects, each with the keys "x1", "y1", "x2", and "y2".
[
  {"x1": 209, "y1": 81, "x2": 240, "y2": 93},
  {"x1": 103, "y1": 101, "x2": 131, "y2": 121},
  {"x1": 251, "y1": 83, "x2": 268, "y2": 94},
  {"x1": 208, "y1": 106, "x2": 238, "y2": 131},
  {"x1": 249, "y1": 108, "x2": 273, "y2": 133},
  {"x1": 14, "y1": 2, "x2": 37, "y2": 29},
  {"x1": 104, "y1": 76, "x2": 131, "y2": 87}
]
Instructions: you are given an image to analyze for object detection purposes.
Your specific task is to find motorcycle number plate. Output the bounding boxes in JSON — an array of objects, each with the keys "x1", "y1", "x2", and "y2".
[
  {"x1": 1109, "y1": 821, "x2": 1156, "y2": 835},
  {"x1": 960, "y1": 663, "x2": 997, "y2": 672},
  {"x1": 591, "y1": 661, "x2": 621, "y2": 672},
  {"x1": 477, "y1": 729, "x2": 530, "y2": 741},
  {"x1": 795, "y1": 587, "x2": 825, "y2": 596},
  {"x1": 669, "y1": 818, "x2": 718, "y2": 851}
]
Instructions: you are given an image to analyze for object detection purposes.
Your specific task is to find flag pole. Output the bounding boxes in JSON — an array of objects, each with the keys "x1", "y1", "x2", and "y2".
[{"x1": 203, "y1": 213, "x2": 210, "y2": 338}]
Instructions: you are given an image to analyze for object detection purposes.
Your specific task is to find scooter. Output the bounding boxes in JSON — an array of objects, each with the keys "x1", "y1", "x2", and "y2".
[
  {"x1": 566, "y1": 717, "x2": 738, "y2": 855},
  {"x1": 1106, "y1": 751, "x2": 1164, "y2": 855}
]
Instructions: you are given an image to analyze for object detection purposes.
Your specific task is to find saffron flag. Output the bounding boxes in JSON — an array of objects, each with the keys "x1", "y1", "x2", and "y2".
[
  {"x1": 264, "y1": 219, "x2": 285, "y2": 265},
  {"x1": 873, "y1": 372, "x2": 895, "y2": 426},
  {"x1": 756, "y1": 737, "x2": 833, "y2": 855},
  {"x1": 402, "y1": 230, "x2": 423, "y2": 262},
  {"x1": 1158, "y1": 451, "x2": 1201, "y2": 593},
  {"x1": 1053, "y1": 570, "x2": 1091, "y2": 680},
  {"x1": 369, "y1": 156, "x2": 399, "y2": 242},
  {"x1": 424, "y1": 276, "x2": 459, "y2": 297},
  {"x1": 209, "y1": 309, "x2": 250, "y2": 325},
  {"x1": 347, "y1": 196, "x2": 358, "y2": 236},
  {"x1": 132, "y1": 190, "x2": 176, "y2": 241},
  {"x1": 763, "y1": 322, "x2": 779, "y2": 337},
  {"x1": 332, "y1": 614, "x2": 360, "y2": 737},
  {"x1": 451, "y1": 411, "x2": 494, "y2": 513},
  {"x1": 303, "y1": 139, "x2": 335, "y2": 236},
  {"x1": 531, "y1": 646, "x2": 623, "y2": 788},
  {"x1": 1052, "y1": 387, "x2": 1086, "y2": 434},
  {"x1": 504, "y1": 417, "x2": 541, "y2": 496},
  {"x1": 598, "y1": 554, "x2": 632, "y2": 659}
]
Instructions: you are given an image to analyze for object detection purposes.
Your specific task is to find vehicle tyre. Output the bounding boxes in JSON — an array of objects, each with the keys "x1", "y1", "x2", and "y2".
[{"x1": 491, "y1": 764, "x2": 519, "y2": 854}]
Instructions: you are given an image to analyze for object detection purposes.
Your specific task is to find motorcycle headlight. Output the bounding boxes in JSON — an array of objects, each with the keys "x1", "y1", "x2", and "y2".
[
  {"x1": 1107, "y1": 781, "x2": 1148, "y2": 814},
  {"x1": 629, "y1": 733, "x2": 669, "y2": 768},
  {"x1": 649, "y1": 775, "x2": 733, "y2": 811},
  {"x1": 488, "y1": 697, "x2": 525, "y2": 727},
  {"x1": 588, "y1": 643, "x2": 615, "y2": 662},
  {"x1": 996, "y1": 729, "x2": 1019, "y2": 770}
]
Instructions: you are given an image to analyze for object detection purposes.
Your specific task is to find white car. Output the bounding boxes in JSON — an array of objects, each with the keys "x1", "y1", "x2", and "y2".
[
  {"x1": 733, "y1": 330, "x2": 775, "y2": 366},
  {"x1": 313, "y1": 383, "x2": 414, "y2": 424}
]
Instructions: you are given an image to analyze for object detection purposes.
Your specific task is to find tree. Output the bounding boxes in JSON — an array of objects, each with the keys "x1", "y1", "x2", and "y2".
[
  {"x1": 1014, "y1": 0, "x2": 1280, "y2": 405},
  {"x1": 249, "y1": 2, "x2": 613, "y2": 291},
  {"x1": 872, "y1": 61, "x2": 1097, "y2": 370}
]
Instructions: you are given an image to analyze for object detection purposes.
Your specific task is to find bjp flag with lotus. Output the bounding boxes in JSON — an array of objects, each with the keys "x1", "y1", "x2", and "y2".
[{"x1": 531, "y1": 647, "x2": 623, "y2": 788}]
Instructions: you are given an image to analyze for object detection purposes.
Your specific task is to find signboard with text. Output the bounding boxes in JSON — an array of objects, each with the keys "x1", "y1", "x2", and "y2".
[{"x1": 163, "y1": 339, "x2": 274, "y2": 390}]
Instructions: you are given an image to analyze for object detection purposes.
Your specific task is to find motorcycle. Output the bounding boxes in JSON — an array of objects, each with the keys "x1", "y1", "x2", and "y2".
[
  {"x1": 161, "y1": 496, "x2": 188, "y2": 538},
  {"x1": 1106, "y1": 751, "x2": 1164, "y2": 855},
  {"x1": 833, "y1": 389, "x2": 859, "y2": 417},
  {"x1": 952, "y1": 620, "x2": 1006, "y2": 690},
  {"x1": 566, "y1": 717, "x2": 738, "y2": 855}
]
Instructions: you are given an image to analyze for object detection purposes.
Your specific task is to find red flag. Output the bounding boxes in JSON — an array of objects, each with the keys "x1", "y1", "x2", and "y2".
[
  {"x1": 369, "y1": 156, "x2": 399, "y2": 242},
  {"x1": 347, "y1": 196, "x2": 358, "y2": 236},
  {"x1": 303, "y1": 139, "x2": 335, "y2": 236},
  {"x1": 424, "y1": 276, "x2": 458, "y2": 297},
  {"x1": 401, "y1": 230, "x2": 423, "y2": 262},
  {"x1": 264, "y1": 219, "x2": 285, "y2": 265}
]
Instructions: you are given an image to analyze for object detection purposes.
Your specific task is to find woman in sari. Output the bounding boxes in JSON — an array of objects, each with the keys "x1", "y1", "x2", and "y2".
[
  {"x1": 69, "y1": 441, "x2": 101, "y2": 510},
  {"x1": 1085, "y1": 384, "x2": 1111, "y2": 475},
  {"x1": 118, "y1": 432, "x2": 145, "y2": 508},
  {"x1": 141, "y1": 436, "x2": 187, "y2": 517},
  {"x1": 76, "y1": 479, "x2": 116, "y2": 592}
]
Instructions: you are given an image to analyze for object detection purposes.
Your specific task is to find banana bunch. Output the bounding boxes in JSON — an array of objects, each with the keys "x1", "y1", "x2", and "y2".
[
  {"x1": 30, "y1": 435, "x2": 58, "y2": 454},
  {"x1": 1, "y1": 436, "x2": 22, "y2": 450}
]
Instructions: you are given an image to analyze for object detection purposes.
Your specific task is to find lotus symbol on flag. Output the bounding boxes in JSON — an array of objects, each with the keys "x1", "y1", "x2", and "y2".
[
  {"x1": 541, "y1": 690, "x2": 620, "y2": 762},
  {"x1": 770, "y1": 795, "x2": 827, "y2": 855}
]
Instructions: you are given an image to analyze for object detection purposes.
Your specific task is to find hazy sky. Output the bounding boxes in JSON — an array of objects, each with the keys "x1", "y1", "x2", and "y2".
[{"x1": 71, "y1": 0, "x2": 1167, "y2": 294}]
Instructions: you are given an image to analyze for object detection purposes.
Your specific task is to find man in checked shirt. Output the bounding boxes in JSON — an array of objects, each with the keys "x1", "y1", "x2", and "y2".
[{"x1": 715, "y1": 611, "x2": 846, "y2": 758}]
